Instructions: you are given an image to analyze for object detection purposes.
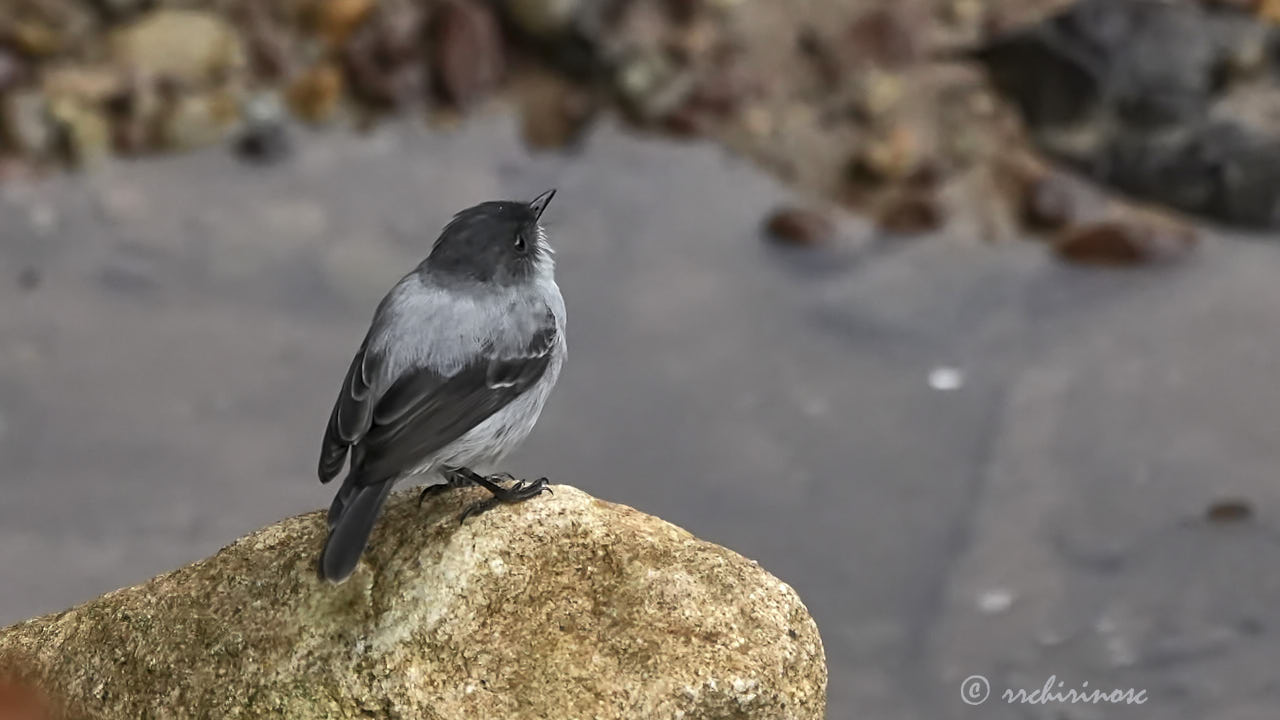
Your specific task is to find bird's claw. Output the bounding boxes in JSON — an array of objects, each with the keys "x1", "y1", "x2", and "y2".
[
  {"x1": 417, "y1": 482, "x2": 451, "y2": 507},
  {"x1": 457, "y1": 476, "x2": 552, "y2": 524}
]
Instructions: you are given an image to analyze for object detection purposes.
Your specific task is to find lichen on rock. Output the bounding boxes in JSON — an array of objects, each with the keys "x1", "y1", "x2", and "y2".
[{"x1": 0, "y1": 485, "x2": 826, "y2": 719}]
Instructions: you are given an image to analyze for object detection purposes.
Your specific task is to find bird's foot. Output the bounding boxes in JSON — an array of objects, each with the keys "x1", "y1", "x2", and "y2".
[
  {"x1": 421, "y1": 466, "x2": 552, "y2": 520},
  {"x1": 460, "y1": 476, "x2": 552, "y2": 524}
]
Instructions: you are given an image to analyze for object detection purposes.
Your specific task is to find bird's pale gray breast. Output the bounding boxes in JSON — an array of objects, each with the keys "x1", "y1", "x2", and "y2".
[
  {"x1": 369, "y1": 272, "x2": 564, "y2": 385},
  {"x1": 354, "y1": 270, "x2": 566, "y2": 475}
]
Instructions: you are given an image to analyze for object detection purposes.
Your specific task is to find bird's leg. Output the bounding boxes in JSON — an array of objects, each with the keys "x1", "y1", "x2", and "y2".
[{"x1": 417, "y1": 465, "x2": 486, "y2": 507}]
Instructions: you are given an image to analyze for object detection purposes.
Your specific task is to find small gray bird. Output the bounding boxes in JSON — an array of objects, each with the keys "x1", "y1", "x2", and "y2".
[{"x1": 317, "y1": 190, "x2": 566, "y2": 583}]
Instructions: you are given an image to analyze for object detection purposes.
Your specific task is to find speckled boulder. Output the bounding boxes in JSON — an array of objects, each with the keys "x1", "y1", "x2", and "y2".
[{"x1": 0, "y1": 485, "x2": 826, "y2": 719}]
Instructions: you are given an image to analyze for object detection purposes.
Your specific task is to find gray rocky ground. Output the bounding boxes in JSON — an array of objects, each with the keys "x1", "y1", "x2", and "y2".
[{"x1": 1, "y1": 110, "x2": 1278, "y2": 719}]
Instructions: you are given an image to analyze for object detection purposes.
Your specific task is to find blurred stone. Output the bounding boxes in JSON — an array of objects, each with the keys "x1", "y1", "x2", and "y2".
[
  {"x1": 616, "y1": 51, "x2": 697, "y2": 121},
  {"x1": 853, "y1": 69, "x2": 903, "y2": 119},
  {"x1": 519, "y1": 71, "x2": 597, "y2": 150},
  {"x1": 1205, "y1": 499, "x2": 1254, "y2": 524},
  {"x1": 689, "y1": 48, "x2": 755, "y2": 116},
  {"x1": 287, "y1": 63, "x2": 344, "y2": 124},
  {"x1": 1202, "y1": 0, "x2": 1258, "y2": 9},
  {"x1": 1019, "y1": 169, "x2": 1086, "y2": 232},
  {"x1": 238, "y1": 2, "x2": 291, "y2": 80},
  {"x1": 1053, "y1": 216, "x2": 1199, "y2": 266},
  {"x1": 317, "y1": 0, "x2": 376, "y2": 47},
  {"x1": 342, "y1": 0, "x2": 426, "y2": 109},
  {"x1": 970, "y1": 0, "x2": 1234, "y2": 130},
  {"x1": 235, "y1": 93, "x2": 291, "y2": 164},
  {"x1": 607, "y1": 0, "x2": 673, "y2": 58},
  {"x1": 876, "y1": 191, "x2": 945, "y2": 234},
  {"x1": 85, "y1": 0, "x2": 156, "y2": 22},
  {"x1": 430, "y1": 1, "x2": 506, "y2": 109},
  {"x1": 661, "y1": 104, "x2": 706, "y2": 137},
  {"x1": 239, "y1": 122, "x2": 288, "y2": 157},
  {"x1": 48, "y1": 97, "x2": 110, "y2": 167},
  {"x1": 0, "y1": 47, "x2": 24, "y2": 93},
  {"x1": 1, "y1": 91, "x2": 53, "y2": 157},
  {"x1": 971, "y1": 0, "x2": 1280, "y2": 230},
  {"x1": 503, "y1": 0, "x2": 583, "y2": 38},
  {"x1": 665, "y1": 0, "x2": 703, "y2": 24},
  {"x1": 41, "y1": 65, "x2": 123, "y2": 105},
  {"x1": 848, "y1": 125, "x2": 921, "y2": 184},
  {"x1": 742, "y1": 105, "x2": 772, "y2": 137},
  {"x1": 945, "y1": 0, "x2": 986, "y2": 34},
  {"x1": 671, "y1": 11, "x2": 716, "y2": 57},
  {"x1": 1098, "y1": 122, "x2": 1280, "y2": 230},
  {"x1": 109, "y1": 9, "x2": 247, "y2": 86},
  {"x1": 0, "y1": 486, "x2": 828, "y2": 719},
  {"x1": 764, "y1": 207, "x2": 835, "y2": 247},
  {"x1": 102, "y1": 75, "x2": 162, "y2": 155},
  {"x1": 159, "y1": 89, "x2": 240, "y2": 150},
  {"x1": 846, "y1": 8, "x2": 919, "y2": 67},
  {"x1": 796, "y1": 27, "x2": 842, "y2": 89},
  {"x1": 6, "y1": 18, "x2": 61, "y2": 57}
]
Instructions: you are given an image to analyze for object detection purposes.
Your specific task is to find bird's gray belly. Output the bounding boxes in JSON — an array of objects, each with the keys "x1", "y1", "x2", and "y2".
[{"x1": 407, "y1": 358, "x2": 561, "y2": 479}]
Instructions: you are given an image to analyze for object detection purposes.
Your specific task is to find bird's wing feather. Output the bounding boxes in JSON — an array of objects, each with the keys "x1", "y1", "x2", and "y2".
[
  {"x1": 318, "y1": 338, "x2": 385, "y2": 483},
  {"x1": 347, "y1": 307, "x2": 558, "y2": 487}
]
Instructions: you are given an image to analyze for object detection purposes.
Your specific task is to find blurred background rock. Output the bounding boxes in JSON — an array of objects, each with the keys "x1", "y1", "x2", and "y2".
[{"x1": 3, "y1": 0, "x2": 1280, "y2": 718}]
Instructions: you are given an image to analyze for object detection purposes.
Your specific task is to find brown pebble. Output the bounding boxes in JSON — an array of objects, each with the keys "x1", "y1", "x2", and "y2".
[
  {"x1": 0, "y1": 47, "x2": 25, "y2": 93},
  {"x1": 764, "y1": 207, "x2": 835, "y2": 247},
  {"x1": 317, "y1": 0, "x2": 376, "y2": 47},
  {"x1": 1205, "y1": 499, "x2": 1254, "y2": 524},
  {"x1": 797, "y1": 26, "x2": 842, "y2": 88},
  {"x1": 690, "y1": 50, "x2": 755, "y2": 116},
  {"x1": 661, "y1": 105, "x2": 706, "y2": 137},
  {"x1": 430, "y1": 1, "x2": 505, "y2": 109},
  {"x1": 665, "y1": 0, "x2": 702, "y2": 23},
  {"x1": 239, "y1": 2, "x2": 291, "y2": 80},
  {"x1": 847, "y1": 125, "x2": 920, "y2": 185},
  {"x1": 288, "y1": 64, "x2": 344, "y2": 123},
  {"x1": 519, "y1": 73, "x2": 598, "y2": 150},
  {"x1": 905, "y1": 162, "x2": 942, "y2": 191},
  {"x1": 845, "y1": 8, "x2": 918, "y2": 67},
  {"x1": 876, "y1": 192, "x2": 944, "y2": 234},
  {"x1": 342, "y1": 1, "x2": 427, "y2": 109},
  {"x1": 1053, "y1": 218, "x2": 1198, "y2": 266}
]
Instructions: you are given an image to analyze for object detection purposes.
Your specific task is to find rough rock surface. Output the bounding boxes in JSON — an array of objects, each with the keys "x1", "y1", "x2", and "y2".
[{"x1": 0, "y1": 485, "x2": 826, "y2": 720}]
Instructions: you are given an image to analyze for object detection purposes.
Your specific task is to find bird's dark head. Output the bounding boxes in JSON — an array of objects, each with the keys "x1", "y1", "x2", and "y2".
[{"x1": 422, "y1": 190, "x2": 556, "y2": 286}]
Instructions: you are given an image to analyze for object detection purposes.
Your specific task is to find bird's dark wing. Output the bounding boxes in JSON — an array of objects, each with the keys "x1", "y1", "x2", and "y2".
[
  {"x1": 318, "y1": 338, "x2": 387, "y2": 483},
  {"x1": 350, "y1": 309, "x2": 558, "y2": 488}
]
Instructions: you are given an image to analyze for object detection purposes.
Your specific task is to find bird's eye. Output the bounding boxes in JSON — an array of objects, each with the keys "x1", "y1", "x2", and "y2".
[{"x1": 514, "y1": 233, "x2": 527, "y2": 253}]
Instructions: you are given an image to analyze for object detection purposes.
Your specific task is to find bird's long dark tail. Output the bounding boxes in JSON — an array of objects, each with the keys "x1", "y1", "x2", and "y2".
[{"x1": 320, "y1": 478, "x2": 394, "y2": 583}]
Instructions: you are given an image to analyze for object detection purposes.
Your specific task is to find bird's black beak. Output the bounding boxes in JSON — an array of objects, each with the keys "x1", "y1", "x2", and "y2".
[{"x1": 528, "y1": 189, "x2": 556, "y2": 221}]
